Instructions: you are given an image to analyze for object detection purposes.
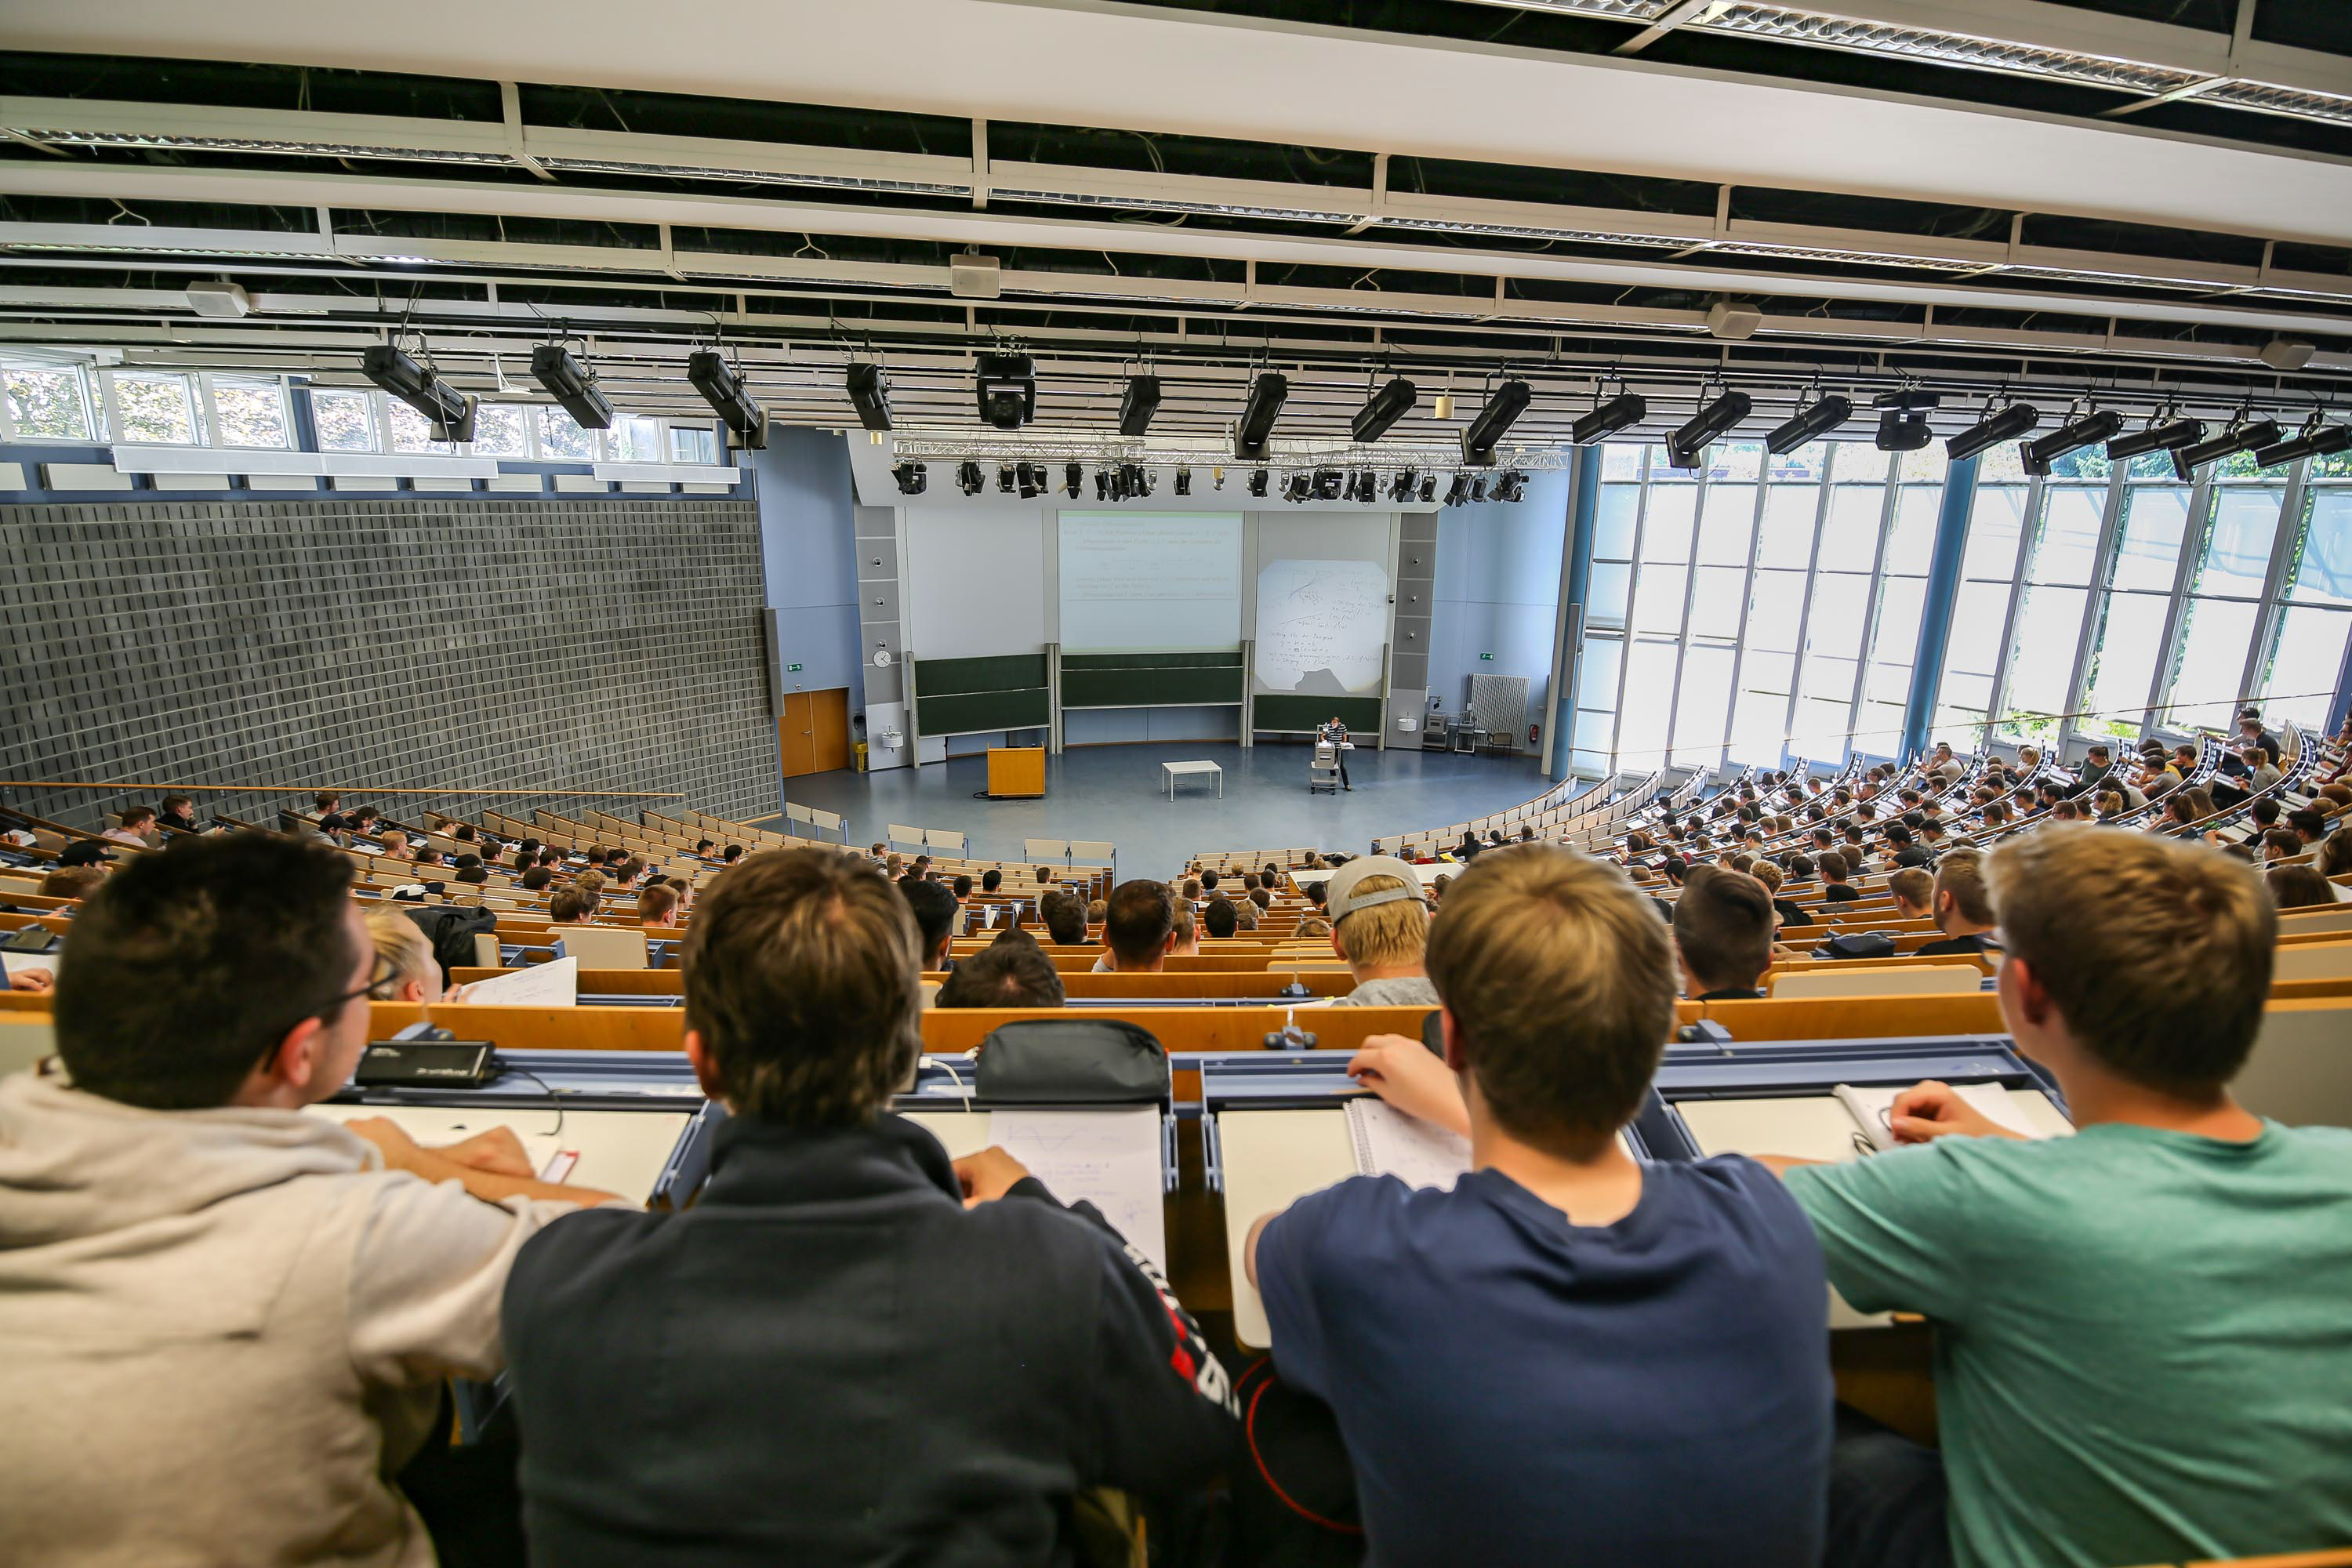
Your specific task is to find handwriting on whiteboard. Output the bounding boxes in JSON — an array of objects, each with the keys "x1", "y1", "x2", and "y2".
[{"x1": 1254, "y1": 558, "x2": 1389, "y2": 695}]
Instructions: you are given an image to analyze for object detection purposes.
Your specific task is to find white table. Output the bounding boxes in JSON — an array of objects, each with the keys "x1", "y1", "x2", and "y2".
[{"x1": 1161, "y1": 760, "x2": 1224, "y2": 800}]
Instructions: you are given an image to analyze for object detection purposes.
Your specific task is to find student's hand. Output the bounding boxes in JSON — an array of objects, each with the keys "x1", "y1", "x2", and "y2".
[
  {"x1": 953, "y1": 1145, "x2": 1033, "y2": 1207},
  {"x1": 344, "y1": 1116, "x2": 425, "y2": 1171},
  {"x1": 1887, "y1": 1080, "x2": 2020, "y2": 1143},
  {"x1": 7, "y1": 967, "x2": 54, "y2": 993},
  {"x1": 1346, "y1": 1035, "x2": 1471, "y2": 1138},
  {"x1": 431, "y1": 1124, "x2": 536, "y2": 1178}
]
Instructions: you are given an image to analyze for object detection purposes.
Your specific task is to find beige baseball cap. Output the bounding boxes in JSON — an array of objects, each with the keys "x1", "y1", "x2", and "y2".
[{"x1": 1323, "y1": 855, "x2": 1425, "y2": 921}]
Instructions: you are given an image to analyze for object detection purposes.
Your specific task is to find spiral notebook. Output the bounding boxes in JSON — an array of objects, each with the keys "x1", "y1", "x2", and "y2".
[
  {"x1": 1344, "y1": 1098, "x2": 1473, "y2": 1189},
  {"x1": 1831, "y1": 1082, "x2": 2061, "y2": 1152}
]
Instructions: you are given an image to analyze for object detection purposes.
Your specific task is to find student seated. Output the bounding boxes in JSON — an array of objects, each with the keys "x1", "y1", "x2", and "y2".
[
  {"x1": 1878, "y1": 867, "x2": 1929, "y2": 922},
  {"x1": 1323, "y1": 855, "x2": 1439, "y2": 1007},
  {"x1": 1817, "y1": 851, "x2": 1861, "y2": 902},
  {"x1": 1771, "y1": 828, "x2": 2352, "y2": 1568},
  {"x1": 636, "y1": 883, "x2": 680, "y2": 927},
  {"x1": 101, "y1": 806, "x2": 156, "y2": 847},
  {"x1": 898, "y1": 877, "x2": 960, "y2": 985},
  {"x1": 1751, "y1": 859, "x2": 1808, "y2": 931},
  {"x1": 1091, "y1": 879, "x2": 1176, "y2": 974},
  {"x1": 39, "y1": 865, "x2": 103, "y2": 903},
  {"x1": 1202, "y1": 895, "x2": 1240, "y2": 940},
  {"x1": 1166, "y1": 902, "x2": 1200, "y2": 957},
  {"x1": 156, "y1": 794, "x2": 198, "y2": 834},
  {"x1": 2266, "y1": 862, "x2": 2337, "y2": 910},
  {"x1": 935, "y1": 937, "x2": 1066, "y2": 1007},
  {"x1": 549, "y1": 886, "x2": 599, "y2": 924},
  {"x1": 0, "y1": 833, "x2": 612, "y2": 1566},
  {"x1": 500, "y1": 848, "x2": 1235, "y2": 1563},
  {"x1": 1246, "y1": 846, "x2": 1831, "y2": 1566},
  {"x1": 1039, "y1": 887, "x2": 1089, "y2": 946},
  {"x1": 1671, "y1": 866, "x2": 1774, "y2": 1000},
  {"x1": 1910, "y1": 849, "x2": 2001, "y2": 956}
]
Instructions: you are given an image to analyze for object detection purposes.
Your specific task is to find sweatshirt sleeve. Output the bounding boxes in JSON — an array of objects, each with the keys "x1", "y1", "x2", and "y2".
[
  {"x1": 1006, "y1": 1183, "x2": 1239, "y2": 1492},
  {"x1": 346, "y1": 1173, "x2": 579, "y2": 1385}
]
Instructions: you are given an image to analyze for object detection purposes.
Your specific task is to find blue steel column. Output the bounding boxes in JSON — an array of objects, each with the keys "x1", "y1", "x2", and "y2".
[
  {"x1": 1900, "y1": 454, "x2": 1980, "y2": 760},
  {"x1": 1552, "y1": 445, "x2": 1602, "y2": 782},
  {"x1": 2331, "y1": 617, "x2": 2352, "y2": 739}
]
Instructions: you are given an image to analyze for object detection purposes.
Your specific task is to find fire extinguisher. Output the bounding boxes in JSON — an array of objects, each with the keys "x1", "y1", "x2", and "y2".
[{"x1": 1529, "y1": 723, "x2": 1541, "y2": 746}]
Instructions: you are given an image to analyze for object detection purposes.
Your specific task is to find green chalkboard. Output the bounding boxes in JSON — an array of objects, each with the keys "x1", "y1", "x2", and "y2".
[
  {"x1": 1062, "y1": 650, "x2": 1242, "y2": 671},
  {"x1": 1062, "y1": 666, "x2": 1245, "y2": 708},
  {"x1": 915, "y1": 652, "x2": 1050, "y2": 697},
  {"x1": 917, "y1": 687, "x2": 1051, "y2": 735},
  {"x1": 1254, "y1": 695, "x2": 1383, "y2": 734}
]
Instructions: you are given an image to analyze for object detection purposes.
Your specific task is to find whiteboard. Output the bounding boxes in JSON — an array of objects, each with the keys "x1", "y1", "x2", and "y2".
[
  {"x1": 1057, "y1": 512, "x2": 1241, "y2": 652},
  {"x1": 1253, "y1": 557, "x2": 1390, "y2": 695}
]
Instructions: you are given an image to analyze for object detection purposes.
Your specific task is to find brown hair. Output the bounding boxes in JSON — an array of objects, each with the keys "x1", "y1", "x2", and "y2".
[
  {"x1": 682, "y1": 848, "x2": 920, "y2": 1126},
  {"x1": 1670, "y1": 867, "x2": 1775, "y2": 996},
  {"x1": 1932, "y1": 848, "x2": 1995, "y2": 925},
  {"x1": 1332, "y1": 875, "x2": 1430, "y2": 970},
  {"x1": 1985, "y1": 829, "x2": 2274, "y2": 1094},
  {"x1": 549, "y1": 887, "x2": 599, "y2": 924},
  {"x1": 41, "y1": 866, "x2": 105, "y2": 899},
  {"x1": 935, "y1": 940, "x2": 1065, "y2": 1008},
  {"x1": 1425, "y1": 845, "x2": 1675, "y2": 1154},
  {"x1": 2266, "y1": 863, "x2": 2336, "y2": 911},
  {"x1": 1817, "y1": 851, "x2": 1849, "y2": 883},
  {"x1": 1104, "y1": 879, "x2": 1175, "y2": 967},
  {"x1": 637, "y1": 882, "x2": 681, "y2": 925},
  {"x1": 1887, "y1": 866, "x2": 1934, "y2": 913}
]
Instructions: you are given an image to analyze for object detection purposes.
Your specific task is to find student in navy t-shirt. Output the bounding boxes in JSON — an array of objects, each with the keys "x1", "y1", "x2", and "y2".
[{"x1": 1247, "y1": 844, "x2": 1832, "y2": 1568}]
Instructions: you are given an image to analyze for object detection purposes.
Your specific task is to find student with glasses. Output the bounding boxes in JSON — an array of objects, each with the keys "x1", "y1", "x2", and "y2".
[{"x1": 0, "y1": 833, "x2": 621, "y2": 1567}]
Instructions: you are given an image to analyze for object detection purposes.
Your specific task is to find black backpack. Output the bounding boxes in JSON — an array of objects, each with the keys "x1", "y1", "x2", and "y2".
[{"x1": 401, "y1": 903, "x2": 499, "y2": 987}]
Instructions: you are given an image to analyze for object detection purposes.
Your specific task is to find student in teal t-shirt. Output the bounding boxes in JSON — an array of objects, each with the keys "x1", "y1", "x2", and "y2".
[{"x1": 1768, "y1": 826, "x2": 2352, "y2": 1568}]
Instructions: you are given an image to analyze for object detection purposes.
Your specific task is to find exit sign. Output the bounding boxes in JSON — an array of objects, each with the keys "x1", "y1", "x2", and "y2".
[
  {"x1": 786, "y1": 662, "x2": 804, "y2": 672},
  {"x1": 1479, "y1": 652, "x2": 1495, "y2": 660}
]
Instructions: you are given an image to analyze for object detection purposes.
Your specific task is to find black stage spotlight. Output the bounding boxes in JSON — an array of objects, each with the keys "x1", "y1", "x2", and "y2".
[
  {"x1": 845, "y1": 361, "x2": 893, "y2": 432},
  {"x1": 1461, "y1": 378, "x2": 1532, "y2": 466},
  {"x1": 956, "y1": 461, "x2": 984, "y2": 496},
  {"x1": 1352, "y1": 376, "x2": 1417, "y2": 443},
  {"x1": 1571, "y1": 391, "x2": 1645, "y2": 445},
  {"x1": 1127, "y1": 463, "x2": 1155, "y2": 499},
  {"x1": 2251, "y1": 413, "x2": 2352, "y2": 467},
  {"x1": 1472, "y1": 475, "x2": 1490, "y2": 503},
  {"x1": 1668, "y1": 388, "x2": 1752, "y2": 470},
  {"x1": 1247, "y1": 467, "x2": 1269, "y2": 498},
  {"x1": 1418, "y1": 474, "x2": 1438, "y2": 503},
  {"x1": 1282, "y1": 472, "x2": 1312, "y2": 503},
  {"x1": 1947, "y1": 401, "x2": 2042, "y2": 463},
  {"x1": 1174, "y1": 465, "x2": 1191, "y2": 496},
  {"x1": 1349, "y1": 470, "x2": 1375, "y2": 503},
  {"x1": 975, "y1": 353, "x2": 1036, "y2": 430},
  {"x1": 528, "y1": 344, "x2": 613, "y2": 430},
  {"x1": 1766, "y1": 392, "x2": 1850, "y2": 456},
  {"x1": 1312, "y1": 468, "x2": 1345, "y2": 501},
  {"x1": 996, "y1": 463, "x2": 1015, "y2": 495},
  {"x1": 891, "y1": 461, "x2": 927, "y2": 495},
  {"x1": 1493, "y1": 470, "x2": 1528, "y2": 503},
  {"x1": 1095, "y1": 469, "x2": 1111, "y2": 501},
  {"x1": 2021, "y1": 408, "x2": 2125, "y2": 477},
  {"x1": 1443, "y1": 473, "x2": 1472, "y2": 506},
  {"x1": 1015, "y1": 461, "x2": 1041, "y2": 499},
  {"x1": 1389, "y1": 469, "x2": 1416, "y2": 503},
  {"x1": 1871, "y1": 389, "x2": 1939, "y2": 453},
  {"x1": 1064, "y1": 461, "x2": 1083, "y2": 499},
  {"x1": 686, "y1": 349, "x2": 766, "y2": 449},
  {"x1": 363, "y1": 343, "x2": 476, "y2": 443},
  {"x1": 1236, "y1": 372, "x2": 1289, "y2": 460},
  {"x1": 2106, "y1": 413, "x2": 2205, "y2": 462},
  {"x1": 2172, "y1": 416, "x2": 2284, "y2": 480},
  {"x1": 1119, "y1": 373, "x2": 1162, "y2": 437}
]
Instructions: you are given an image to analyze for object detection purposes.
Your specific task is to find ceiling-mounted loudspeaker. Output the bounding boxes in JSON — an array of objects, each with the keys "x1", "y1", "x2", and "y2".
[
  {"x1": 2259, "y1": 337, "x2": 2315, "y2": 372},
  {"x1": 949, "y1": 252, "x2": 1002, "y2": 299},
  {"x1": 185, "y1": 280, "x2": 252, "y2": 318},
  {"x1": 1705, "y1": 301, "x2": 1764, "y2": 341}
]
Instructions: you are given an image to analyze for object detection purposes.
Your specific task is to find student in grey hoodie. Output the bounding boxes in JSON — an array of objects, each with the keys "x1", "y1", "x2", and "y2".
[{"x1": 0, "y1": 833, "x2": 617, "y2": 1568}]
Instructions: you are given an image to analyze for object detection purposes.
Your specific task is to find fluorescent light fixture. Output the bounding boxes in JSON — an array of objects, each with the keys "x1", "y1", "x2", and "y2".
[{"x1": 529, "y1": 345, "x2": 614, "y2": 431}]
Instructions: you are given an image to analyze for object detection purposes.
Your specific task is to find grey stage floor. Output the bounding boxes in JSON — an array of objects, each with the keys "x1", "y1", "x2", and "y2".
[{"x1": 751, "y1": 740, "x2": 1554, "y2": 880}]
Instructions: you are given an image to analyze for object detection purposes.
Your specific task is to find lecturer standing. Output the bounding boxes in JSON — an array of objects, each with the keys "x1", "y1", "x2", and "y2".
[{"x1": 1320, "y1": 717, "x2": 1352, "y2": 792}]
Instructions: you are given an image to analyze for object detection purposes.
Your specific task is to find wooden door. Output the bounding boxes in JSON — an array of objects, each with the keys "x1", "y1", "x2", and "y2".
[
  {"x1": 811, "y1": 687, "x2": 851, "y2": 772},
  {"x1": 779, "y1": 693, "x2": 818, "y2": 778}
]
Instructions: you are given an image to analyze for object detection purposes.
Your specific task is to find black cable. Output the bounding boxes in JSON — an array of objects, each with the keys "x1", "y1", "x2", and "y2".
[{"x1": 492, "y1": 1059, "x2": 564, "y2": 1138}]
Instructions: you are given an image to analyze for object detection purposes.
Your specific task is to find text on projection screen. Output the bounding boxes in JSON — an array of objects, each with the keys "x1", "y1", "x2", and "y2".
[
  {"x1": 1058, "y1": 513, "x2": 1241, "y2": 651},
  {"x1": 1254, "y1": 558, "x2": 1388, "y2": 696}
]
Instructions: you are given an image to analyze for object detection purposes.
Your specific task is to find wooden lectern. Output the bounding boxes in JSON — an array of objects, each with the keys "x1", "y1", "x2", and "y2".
[{"x1": 986, "y1": 746, "x2": 1047, "y2": 799}]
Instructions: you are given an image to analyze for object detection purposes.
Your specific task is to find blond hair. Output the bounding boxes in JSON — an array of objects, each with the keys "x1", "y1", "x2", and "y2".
[
  {"x1": 1332, "y1": 875, "x2": 1430, "y2": 970},
  {"x1": 1426, "y1": 845, "x2": 1675, "y2": 1153},
  {"x1": 1985, "y1": 829, "x2": 2274, "y2": 1093},
  {"x1": 365, "y1": 908, "x2": 440, "y2": 1000},
  {"x1": 1750, "y1": 860, "x2": 1785, "y2": 893}
]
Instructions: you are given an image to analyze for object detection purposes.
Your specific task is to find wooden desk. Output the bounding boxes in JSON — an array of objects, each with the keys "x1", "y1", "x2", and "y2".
[{"x1": 986, "y1": 747, "x2": 1047, "y2": 799}]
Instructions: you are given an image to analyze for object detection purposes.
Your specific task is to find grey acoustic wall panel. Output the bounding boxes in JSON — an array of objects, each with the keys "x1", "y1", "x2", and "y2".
[
  {"x1": 1, "y1": 497, "x2": 773, "y2": 829},
  {"x1": 1390, "y1": 512, "x2": 1440, "y2": 738}
]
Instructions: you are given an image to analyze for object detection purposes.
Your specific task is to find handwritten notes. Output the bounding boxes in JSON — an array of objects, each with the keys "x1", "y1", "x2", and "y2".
[
  {"x1": 460, "y1": 955, "x2": 579, "y2": 1006},
  {"x1": 1254, "y1": 557, "x2": 1389, "y2": 695},
  {"x1": 989, "y1": 1107, "x2": 1168, "y2": 1275}
]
